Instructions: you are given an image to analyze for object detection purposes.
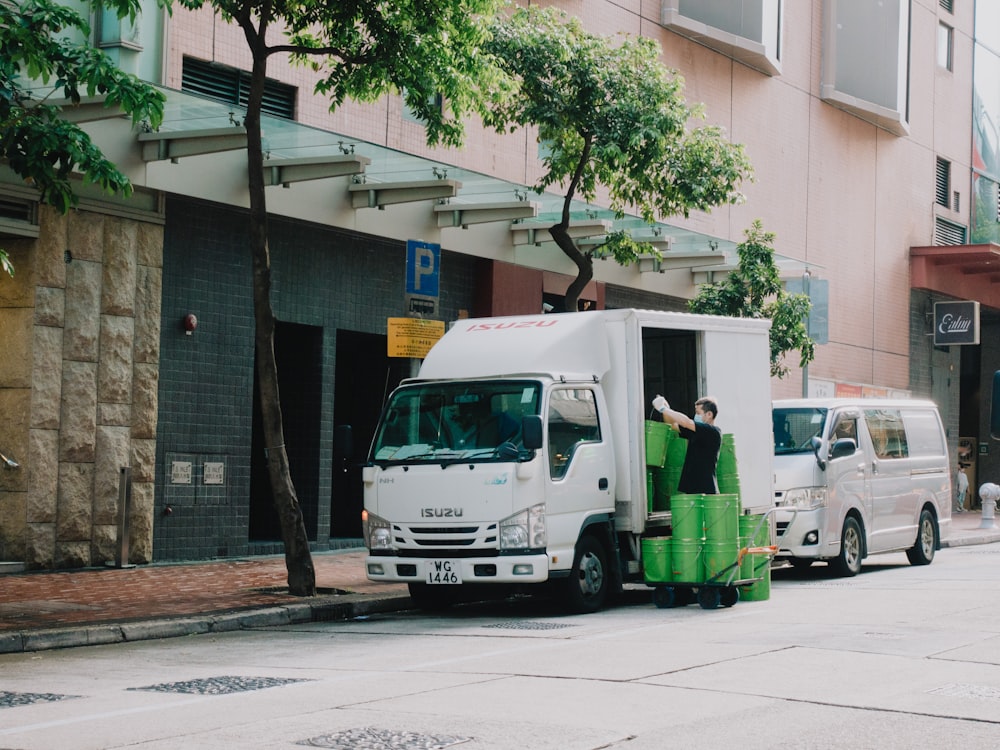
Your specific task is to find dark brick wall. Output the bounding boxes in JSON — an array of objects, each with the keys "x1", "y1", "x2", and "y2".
[
  {"x1": 154, "y1": 198, "x2": 478, "y2": 561},
  {"x1": 605, "y1": 284, "x2": 691, "y2": 312}
]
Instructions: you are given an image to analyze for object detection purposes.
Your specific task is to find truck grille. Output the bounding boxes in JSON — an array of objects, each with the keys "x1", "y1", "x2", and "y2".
[{"x1": 392, "y1": 522, "x2": 499, "y2": 557}]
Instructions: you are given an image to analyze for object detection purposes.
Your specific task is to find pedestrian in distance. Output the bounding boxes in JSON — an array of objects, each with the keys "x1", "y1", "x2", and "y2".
[
  {"x1": 652, "y1": 395, "x2": 722, "y2": 495},
  {"x1": 955, "y1": 462, "x2": 969, "y2": 513}
]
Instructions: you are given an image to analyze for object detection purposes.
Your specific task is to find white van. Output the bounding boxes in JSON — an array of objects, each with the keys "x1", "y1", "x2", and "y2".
[{"x1": 772, "y1": 399, "x2": 951, "y2": 575}]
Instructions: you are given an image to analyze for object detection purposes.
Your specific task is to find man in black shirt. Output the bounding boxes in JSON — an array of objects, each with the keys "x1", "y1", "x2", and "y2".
[{"x1": 652, "y1": 395, "x2": 722, "y2": 495}]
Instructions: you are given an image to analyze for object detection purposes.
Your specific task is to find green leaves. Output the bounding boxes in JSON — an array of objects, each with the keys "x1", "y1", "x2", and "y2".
[
  {"x1": 0, "y1": 249, "x2": 13, "y2": 278},
  {"x1": 0, "y1": 0, "x2": 166, "y2": 214},
  {"x1": 689, "y1": 220, "x2": 815, "y2": 378},
  {"x1": 483, "y1": 6, "x2": 753, "y2": 311}
]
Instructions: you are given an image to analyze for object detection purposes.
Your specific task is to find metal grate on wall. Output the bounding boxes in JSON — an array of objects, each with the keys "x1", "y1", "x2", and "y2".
[
  {"x1": 935, "y1": 157, "x2": 950, "y2": 207},
  {"x1": 182, "y1": 57, "x2": 296, "y2": 120},
  {"x1": 934, "y1": 216, "x2": 967, "y2": 245},
  {"x1": 940, "y1": 0, "x2": 954, "y2": 14}
]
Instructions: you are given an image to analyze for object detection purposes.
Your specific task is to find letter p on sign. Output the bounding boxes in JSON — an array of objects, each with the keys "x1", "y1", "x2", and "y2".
[{"x1": 406, "y1": 240, "x2": 440, "y2": 297}]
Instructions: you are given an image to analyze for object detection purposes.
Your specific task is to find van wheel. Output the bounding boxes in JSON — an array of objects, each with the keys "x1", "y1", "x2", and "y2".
[
  {"x1": 831, "y1": 516, "x2": 863, "y2": 577},
  {"x1": 905, "y1": 509, "x2": 937, "y2": 566},
  {"x1": 558, "y1": 534, "x2": 609, "y2": 614}
]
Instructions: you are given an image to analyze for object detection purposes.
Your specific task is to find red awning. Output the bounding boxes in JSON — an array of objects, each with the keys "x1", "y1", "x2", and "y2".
[{"x1": 910, "y1": 244, "x2": 1000, "y2": 310}]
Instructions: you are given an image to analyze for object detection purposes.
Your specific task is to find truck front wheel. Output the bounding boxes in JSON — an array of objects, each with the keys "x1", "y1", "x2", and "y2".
[{"x1": 557, "y1": 534, "x2": 609, "y2": 614}]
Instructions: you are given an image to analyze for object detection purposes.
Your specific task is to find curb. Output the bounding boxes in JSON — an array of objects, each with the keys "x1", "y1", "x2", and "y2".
[
  {"x1": 942, "y1": 531, "x2": 1000, "y2": 548},
  {"x1": 0, "y1": 592, "x2": 414, "y2": 655}
]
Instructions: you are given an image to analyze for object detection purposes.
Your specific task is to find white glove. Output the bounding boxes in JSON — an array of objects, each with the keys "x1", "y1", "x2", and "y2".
[{"x1": 652, "y1": 395, "x2": 669, "y2": 413}]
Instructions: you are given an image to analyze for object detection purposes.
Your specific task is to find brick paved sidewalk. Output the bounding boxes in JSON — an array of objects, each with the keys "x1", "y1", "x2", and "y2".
[{"x1": 0, "y1": 550, "x2": 407, "y2": 636}]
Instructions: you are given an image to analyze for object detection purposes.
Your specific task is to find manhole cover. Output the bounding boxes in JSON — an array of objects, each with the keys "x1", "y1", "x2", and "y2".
[
  {"x1": 299, "y1": 727, "x2": 471, "y2": 749},
  {"x1": 0, "y1": 691, "x2": 78, "y2": 709},
  {"x1": 129, "y1": 676, "x2": 309, "y2": 695},
  {"x1": 929, "y1": 683, "x2": 1000, "y2": 701},
  {"x1": 481, "y1": 621, "x2": 576, "y2": 630}
]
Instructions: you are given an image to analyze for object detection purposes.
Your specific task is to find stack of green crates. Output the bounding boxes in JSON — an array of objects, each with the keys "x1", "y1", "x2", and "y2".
[{"x1": 717, "y1": 433, "x2": 740, "y2": 495}]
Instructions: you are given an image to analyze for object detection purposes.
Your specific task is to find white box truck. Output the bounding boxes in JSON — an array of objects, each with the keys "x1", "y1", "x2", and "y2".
[{"x1": 362, "y1": 309, "x2": 774, "y2": 612}]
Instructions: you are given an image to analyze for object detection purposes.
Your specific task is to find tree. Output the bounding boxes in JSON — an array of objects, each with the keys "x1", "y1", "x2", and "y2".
[
  {"x1": 0, "y1": 0, "x2": 166, "y2": 277},
  {"x1": 483, "y1": 6, "x2": 753, "y2": 312},
  {"x1": 172, "y1": 0, "x2": 507, "y2": 595},
  {"x1": 689, "y1": 220, "x2": 815, "y2": 378}
]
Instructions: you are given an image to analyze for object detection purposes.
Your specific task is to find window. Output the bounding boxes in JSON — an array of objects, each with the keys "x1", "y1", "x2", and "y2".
[
  {"x1": 820, "y1": 0, "x2": 910, "y2": 135},
  {"x1": 938, "y1": 23, "x2": 954, "y2": 70},
  {"x1": 936, "y1": 157, "x2": 951, "y2": 207},
  {"x1": 900, "y1": 410, "x2": 944, "y2": 457},
  {"x1": 181, "y1": 57, "x2": 296, "y2": 120},
  {"x1": 864, "y1": 410, "x2": 908, "y2": 459},
  {"x1": 547, "y1": 389, "x2": 600, "y2": 479},
  {"x1": 660, "y1": 0, "x2": 782, "y2": 76}
]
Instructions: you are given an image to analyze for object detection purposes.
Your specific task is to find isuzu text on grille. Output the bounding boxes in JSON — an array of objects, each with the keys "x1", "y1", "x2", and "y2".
[{"x1": 421, "y1": 508, "x2": 464, "y2": 517}]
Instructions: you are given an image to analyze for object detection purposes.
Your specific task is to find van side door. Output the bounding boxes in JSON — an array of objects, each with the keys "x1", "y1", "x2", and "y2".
[{"x1": 863, "y1": 408, "x2": 915, "y2": 552}]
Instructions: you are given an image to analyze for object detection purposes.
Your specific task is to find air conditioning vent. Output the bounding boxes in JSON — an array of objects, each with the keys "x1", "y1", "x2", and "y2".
[
  {"x1": 0, "y1": 196, "x2": 39, "y2": 239},
  {"x1": 935, "y1": 157, "x2": 950, "y2": 207},
  {"x1": 182, "y1": 57, "x2": 296, "y2": 120},
  {"x1": 934, "y1": 216, "x2": 966, "y2": 246}
]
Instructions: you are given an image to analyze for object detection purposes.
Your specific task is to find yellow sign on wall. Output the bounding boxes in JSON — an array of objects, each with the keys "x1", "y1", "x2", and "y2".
[{"x1": 387, "y1": 317, "x2": 445, "y2": 358}]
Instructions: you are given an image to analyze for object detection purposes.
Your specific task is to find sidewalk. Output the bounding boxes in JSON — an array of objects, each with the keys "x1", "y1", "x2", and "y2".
[{"x1": 2, "y1": 510, "x2": 998, "y2": 654}]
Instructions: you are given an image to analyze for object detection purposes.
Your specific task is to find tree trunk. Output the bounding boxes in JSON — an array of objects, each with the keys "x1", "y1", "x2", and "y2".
[
  {"x1": 549, "y1": 223, "x2": 593, "y2": 314},
  {"x1": 243, "y1": 43, "x2": 316, "y2": 596}
]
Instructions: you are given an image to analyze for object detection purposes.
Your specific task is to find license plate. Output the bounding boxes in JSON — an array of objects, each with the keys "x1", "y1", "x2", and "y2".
[{"x1": 426, "y1": 560, "x2": 462, "y2": 584}]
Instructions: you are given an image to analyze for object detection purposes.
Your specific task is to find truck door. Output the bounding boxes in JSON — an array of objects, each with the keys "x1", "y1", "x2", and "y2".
[{"x1": 544, "y1": 387, "x2": 615, "y2": 536}]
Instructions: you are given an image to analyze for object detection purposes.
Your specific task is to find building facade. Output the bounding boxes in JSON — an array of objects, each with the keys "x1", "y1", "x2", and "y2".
[{"x1": 1, "y1": 0, "x2": 998, "y2": 568}]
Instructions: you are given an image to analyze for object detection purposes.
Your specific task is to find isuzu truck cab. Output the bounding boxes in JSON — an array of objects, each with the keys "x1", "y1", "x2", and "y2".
[{"x1": 362, "y1": 309, "x2": 774, "y2": 613}]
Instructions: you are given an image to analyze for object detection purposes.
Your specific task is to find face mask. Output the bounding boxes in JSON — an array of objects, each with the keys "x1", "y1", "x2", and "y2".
[{"x1": 694, "y1": 414, "x2": 705, "y2": 424}]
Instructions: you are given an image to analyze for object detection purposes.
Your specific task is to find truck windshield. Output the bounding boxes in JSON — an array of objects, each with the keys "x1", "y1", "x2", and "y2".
[
  {"x1": 371, "y1": 380, "x2": 541, "y2": 464},
  {"x1": 773, "y1": 407, "x2": 827, "y2": 454}
]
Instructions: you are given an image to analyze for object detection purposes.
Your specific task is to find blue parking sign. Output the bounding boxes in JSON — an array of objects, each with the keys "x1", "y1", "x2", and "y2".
[{"x1": 406, "y1": 240, "x2": 440, "y2": 297}]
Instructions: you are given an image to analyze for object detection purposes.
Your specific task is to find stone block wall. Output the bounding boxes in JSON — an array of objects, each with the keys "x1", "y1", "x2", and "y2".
[{"x1": 0, "y1": 204, "x2": 163, "y2": 569}]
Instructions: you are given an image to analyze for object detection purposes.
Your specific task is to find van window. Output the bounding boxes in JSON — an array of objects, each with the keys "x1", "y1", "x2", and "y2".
[
  {"x1": 864, "y1": 409, "x2": 907, "y2": 459},
  {"x1": 901, "y1": 409, "x2": 945, "y2": 457},
  {"x1": 548, "y1": 388, "x2": 601, "y2": 479},
  {"x1": 773, "y1": 407, "x2": 826, "y2": 454}
]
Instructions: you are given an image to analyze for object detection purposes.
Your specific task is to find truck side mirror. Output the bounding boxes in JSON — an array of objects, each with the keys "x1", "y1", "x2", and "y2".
[
  {"x1": 992, "y1": 371, "x2": 1000, "y2": 440},
  {"x1": 522, "y1": 415, "x2": 543, "y2": 450}
]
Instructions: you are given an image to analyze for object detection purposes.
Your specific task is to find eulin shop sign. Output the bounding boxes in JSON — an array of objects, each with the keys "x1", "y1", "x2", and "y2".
[{"x1": 933, "y1": 300, "x2": 980, "y2": 346}]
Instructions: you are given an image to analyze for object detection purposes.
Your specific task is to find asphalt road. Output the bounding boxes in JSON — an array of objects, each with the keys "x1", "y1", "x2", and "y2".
[{"x1": 2, "y1": 545, "x2": 999, "y2": 750}]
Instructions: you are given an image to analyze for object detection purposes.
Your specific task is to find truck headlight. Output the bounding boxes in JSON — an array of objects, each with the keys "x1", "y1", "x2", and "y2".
[
  {"x1": 362, "y1": 510, "x2": 393, "y2": 551},
  {"x1": 783, "y1": 487, "x2": 827, "y2": 510},
  {"x1": 500, "y1": 503, "x2": 546, "y2": 551}
]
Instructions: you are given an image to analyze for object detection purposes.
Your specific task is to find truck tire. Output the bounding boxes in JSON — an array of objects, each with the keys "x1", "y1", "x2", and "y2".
[
  {"x1": 831, "y1": 516, "x2": 863, "y2": 577},
  {"x1": 905, "y1": 509, "x2": 937, "y2": 566},
  {"x1": 558, "y1": 534, "x2": 609, "y2": 614}
]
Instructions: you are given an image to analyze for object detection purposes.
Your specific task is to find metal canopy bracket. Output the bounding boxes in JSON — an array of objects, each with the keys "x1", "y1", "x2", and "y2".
[
  {"x1": 138, "y1": 127, "x2": 248, "y2": 163},
  {"x1": 435, "y1": 200, "x2": 539, "y2": 228},
  {"x1": 348, "y1": 179, "x2": 461, "y2": 209},
  {"x1": 263, "y1": 154, "x2": 371, "y2": 187},
  {"x1": 510, "y1": 218, "x2": 612, "y2": 246}
]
